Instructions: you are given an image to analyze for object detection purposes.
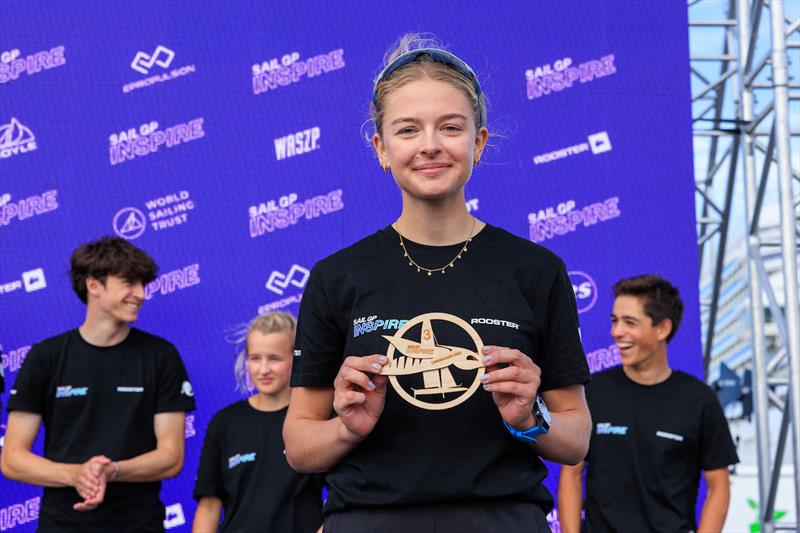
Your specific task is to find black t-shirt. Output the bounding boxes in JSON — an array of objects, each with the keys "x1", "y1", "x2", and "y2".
[
  {"x1": 291, "y1": 224, "x2": 589, "y2": 515},
  {"x1": 193, "y1": 400, "x2": 324, "y2": 533},
  {"x1": 7, "y1": 328, "x2": 196, "y2": 530},
  {"x1": 584, "y1": 365, "x2": 739, "y2": 533}
]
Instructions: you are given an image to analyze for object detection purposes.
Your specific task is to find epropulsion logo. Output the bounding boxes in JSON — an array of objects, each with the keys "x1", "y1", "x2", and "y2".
[
  {"x1": 0, "y1": 497, "x2": 40, "y2": 531},
  {"x1": 526, "y1": 53, "x2": 616, "y2": 100},
  {"x1": 131, "y1": 45, "x2": 175, "y2": 74},
  {"x1": 109, "y1": 118, "x2": 205, "y2": 165},
  {"x1": 113, "y1": 190, "x2": 195, "y2": 239},
  {"x1": 0, "y1": 45, "x2": 66, "y2": 84},
  {"x1": 528, "y1": 197, "x2": 620, "y2": 243},
  {"x1": 113, "y1": 207, "x2": 147, "y2": 240},
  {"x1": 0, "y1": 268, "x2": 47, "y2": 296},
  {"x1": 568, "y1": 271, "x2": 598, "y2": 314},
  {"x1": 532, "y1": 131, "x2": 612, "y2": 165},
  {"x1": 0, "y1": 117, "x2": 38, "y2": 159},
  {"x1": 274, "y1": 126, "x2": 321, "y2": 160},
  {"x1": 56, "y1": 386, "x2": 88, "y2": 398},
  {"x1": 597, "y1": 422, "x2": 628, "y2": 436},
  {"x1": 228, "y1": 452, "x2": 256, "y2": 469},
  {"x1": 164, "y1": 503, "x2": 186, "y2": 529},
  {"x1": 125, "y1": 45, "x2": 196, "y2": 93},
  {"x1": 0, "y1": 189, "x2": 59, "y2": 228},
  {"x1": 253, "y1": 48, "x2": 345, "y2": 95},
  {"x1": 249, "y1": 189, "x2": 343, "y2": 238},
  {"x1": 258, "y1": 264, "x2": 309, "y2": 314},
  {"x1": 266, "y1": 264, "x2": 310, "y2": 295}
]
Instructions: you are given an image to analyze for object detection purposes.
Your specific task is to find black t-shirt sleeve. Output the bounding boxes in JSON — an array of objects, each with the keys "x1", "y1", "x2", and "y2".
[
  {"x1": 155, "y1": 348, "x2": 196, "y2": 413},
  {"x1": 6, "y1": 343, "x2": 49, "y2": 414},
  {"x1": 699, "y1": 390, "x2": 739, "y2": 470},
  {"x1": 291, "y1": 266, "x2": 346, "y2": 388},
  {"x1": 194, "y1": 412, "x2": 225, "y2": 501},
  {"x1": 537, "y1": 264, "x2": 590, "y2": 392}
]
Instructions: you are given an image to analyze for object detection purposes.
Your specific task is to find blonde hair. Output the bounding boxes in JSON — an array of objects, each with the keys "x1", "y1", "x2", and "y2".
[
  {"x1": 370, "y1": 33, "x2": 487, "y2": 138},
  {"x1": 232, "y1": 311, "x2": 296, "y2": 393}
]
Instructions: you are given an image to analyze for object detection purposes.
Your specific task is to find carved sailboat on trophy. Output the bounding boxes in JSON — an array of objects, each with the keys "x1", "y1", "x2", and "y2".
[{"x1": 381, "y1": 318, "x2": 483, "y2": 398}]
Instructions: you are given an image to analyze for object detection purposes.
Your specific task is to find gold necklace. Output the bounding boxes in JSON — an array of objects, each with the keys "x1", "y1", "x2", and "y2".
[{"x1": 395, "y1": 217, "x2": 476, "y2": 276}]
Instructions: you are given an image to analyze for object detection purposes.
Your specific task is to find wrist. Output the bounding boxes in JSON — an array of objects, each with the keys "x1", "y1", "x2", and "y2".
[
  {"x1": 108, "y1": 461, "x2": 120, "y2": 481},
  {"x1": 66, "y1": 463, "x2": 81, "y2": 487},
  {"x1": 508, "y1": 414, "x2": 537, "y2": 432},
  {"x1": 336, "y1": 418, "x2": 366, "y2": 446}
]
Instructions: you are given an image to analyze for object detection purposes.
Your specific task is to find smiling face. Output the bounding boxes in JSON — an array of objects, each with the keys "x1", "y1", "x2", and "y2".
[
  {"x1": 373, "y1": 77, "x2": 488, "y2": 203},
  {"x1": 87, "y1": 274, "x2": 145, "y2": 324},
  {"x1": 610, "y1": 295, "x2": 671, "y2": 371},
  {"x1": 245, "y1": 331, "x2": 293, "y2": 397}
]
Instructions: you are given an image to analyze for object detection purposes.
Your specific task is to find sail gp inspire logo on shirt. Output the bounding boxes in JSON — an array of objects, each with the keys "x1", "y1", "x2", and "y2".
[
  {"x1": 597, "y1": 422, "x2": 628, "y2": 435},
  {"x1": 228, "y1": 452, "x2": 256, "y2": 469},
  {"x1": 56, "y1": 386, "x2": 88, "y2": 398}
]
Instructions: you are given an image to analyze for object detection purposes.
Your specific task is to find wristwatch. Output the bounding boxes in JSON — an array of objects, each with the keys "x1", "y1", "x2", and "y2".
[{"x1": 503, "y1": 395, "x2": 551, "y2": 443}]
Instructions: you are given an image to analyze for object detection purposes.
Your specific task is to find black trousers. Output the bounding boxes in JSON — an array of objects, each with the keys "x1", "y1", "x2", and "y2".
[{"x1": 323, "y1": 501, "x2": 551, "y2": 533}]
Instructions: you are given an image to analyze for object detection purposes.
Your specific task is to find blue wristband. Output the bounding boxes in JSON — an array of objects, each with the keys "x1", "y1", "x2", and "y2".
[{"x1": 503, "y1": 419, "x2": 546, "y2": 443}]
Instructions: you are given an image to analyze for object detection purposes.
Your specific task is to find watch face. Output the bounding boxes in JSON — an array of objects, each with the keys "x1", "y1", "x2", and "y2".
[{"x1": 535, "y1": 395, "x2": 551, "y2": 428}]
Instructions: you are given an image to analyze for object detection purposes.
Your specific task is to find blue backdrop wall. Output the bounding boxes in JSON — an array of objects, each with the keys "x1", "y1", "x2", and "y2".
[{"x1": 0, "y1": 1, "x2": 697, "y2": 530}]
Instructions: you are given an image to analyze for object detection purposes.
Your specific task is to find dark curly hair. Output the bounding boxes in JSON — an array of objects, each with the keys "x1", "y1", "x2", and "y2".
[
  {"x1": 613, "y1": 274, "x2": 684, "y2": 342},
  {"x1": 70, "y1": 236, "x2": 158, "y2": 303}
]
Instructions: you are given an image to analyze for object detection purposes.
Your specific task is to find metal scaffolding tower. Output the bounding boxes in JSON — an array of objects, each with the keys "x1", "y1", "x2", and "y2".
[{"x1": 690, "y1": 0, "x2": 799, "y2": 531}]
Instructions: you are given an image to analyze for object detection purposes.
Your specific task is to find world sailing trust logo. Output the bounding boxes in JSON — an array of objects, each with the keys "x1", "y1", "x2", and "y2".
[{"x1": 0, "y1": 118, "x2": 38, "y2": 159}]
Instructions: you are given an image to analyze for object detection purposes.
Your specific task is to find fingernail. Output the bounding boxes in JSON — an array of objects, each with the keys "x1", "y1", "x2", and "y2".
[
  {"x1": 483, "y1": 384, "x2": 491, "y2": 390},
  {"x1": 371, "y1": 363, "x2": 382, "y2": 371},
  {"x1": 483, "y1": 355, "x2": 492, "y2": 363},
  {"x1": 480, "y1": 374, "x2": 489, "y2": 382},
  {"x1": 482, "y1": 346, "x2": 491, "y2": 353},
  {"x1": 368, "y1": 381, "x2": 376, "y2": 390},
  {"x1": 378, "y1": 355, "x2": 387, "y2": 363}
]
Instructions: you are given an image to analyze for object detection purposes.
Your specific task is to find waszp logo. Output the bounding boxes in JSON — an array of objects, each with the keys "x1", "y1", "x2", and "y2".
[
  {"x1": 131, "y1": 45, "x2": 175, "y2": 75},
  {"x1": 266, "y1": 265, "x2": 309, "y2": 295},
  {"x1": 113, "y1": 207, "x2": 147, "y2": 239}
]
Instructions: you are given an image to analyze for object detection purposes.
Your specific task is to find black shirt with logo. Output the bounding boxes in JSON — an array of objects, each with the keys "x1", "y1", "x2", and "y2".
[
  {"x1": 584, "y1": 365, "x2": 739, "y2": 533},
  {"x1": 291, "y1": 224, "x2": 590, "y2": 515},
  {"x1": 193, "y1": 401, "x2": 324, "y2": 532},
  {"x1": 6, "y1": 328, "x2": 196, "y2": 531}
]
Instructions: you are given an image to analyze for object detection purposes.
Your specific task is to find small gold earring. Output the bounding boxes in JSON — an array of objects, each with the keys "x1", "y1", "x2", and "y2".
[
  {"x1": 381, "y1": 162, "x2": 390, "y2": 173},
  {"x1": 474, "y1": 157, "x2": 480, "y2": 166}
]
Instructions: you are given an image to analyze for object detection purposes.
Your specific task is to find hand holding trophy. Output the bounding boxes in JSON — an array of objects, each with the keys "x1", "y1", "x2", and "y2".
[{"x1": 333, "y1": 354, "x2": 390, "y2": 443}]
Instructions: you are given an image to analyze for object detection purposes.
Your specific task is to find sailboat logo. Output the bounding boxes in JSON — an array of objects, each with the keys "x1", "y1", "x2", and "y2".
[
  {"x1": 381, "y1": 312, "x2": 485, "y2": 410},
  {"x1": 0, "y1": 117, "x2": 38, "y2": 159},
  {"x1": 112, "y1": 207, "x2": 146, "y2": 240}
]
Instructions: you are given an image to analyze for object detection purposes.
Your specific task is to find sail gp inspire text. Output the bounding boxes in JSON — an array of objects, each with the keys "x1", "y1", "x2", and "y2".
[{"x1": 249, "y1": 190, "x2": 343, "y2": 238}]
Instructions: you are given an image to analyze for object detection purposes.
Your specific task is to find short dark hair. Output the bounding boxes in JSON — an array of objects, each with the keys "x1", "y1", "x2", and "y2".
[
  {"x1": 613, "y1": 274, "x2": 684, "y2": 342},
  {"x1": 70, "y1": 237, "x2": 158, "y2": 304}
]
